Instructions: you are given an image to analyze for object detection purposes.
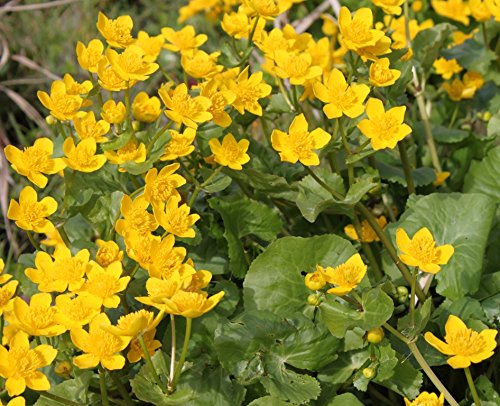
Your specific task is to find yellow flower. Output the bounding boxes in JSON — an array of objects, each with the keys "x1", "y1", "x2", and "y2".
[
  {"x1": 221, "y1": 11, "x2": 251, "y2": 39},
  {"x1": 432, "y1": 0, "x2": 471, "y2": 25},
  {"x1": 161, "y1": 290, "x2": 225, "y2": 318},
  {"x1": 63, "y1": 138, "x2": 107, "y2": 173},
  {"x1": 25, "y1": 247, "x2": 90, "y2": 292},
  {"x1": 76, "y1": 39, "x2": 104, "y2": 73},
  {"x1": 209, "y1": 133, "x2": 250, "y2": 170},
  {"x1": 345, "y1": 216, "x2": 387, "y2": 243},
  {"x1": 161, "y1": 128, "x2": 197, "y2": 161},
  {"x1": 433, "y1": 57, "x2": 463, "y2": 79},
  {"x1": 71, "y1": 313, "x2": 131, "y2": 370},
  {"x1": 442, "y1": 78, "x2": 476, "y2": 101},
  {"x1": 76, "y1": 261, "x2": 130, "y2": 308},
  {"x1": 159, "y1": 83, "x2": 212, "y2": 128},
  {"x1": 369, "y1": 58, "x2": 401, "y2": 87},
  {"x1": 132, "y1": 92, "x2": 161, "y2": 123},
  {"x1": 396, "y1": 227, "x2": 454, "y2": 273},
  {"x1": 412, "y1": 0, "x2": 424, "y2": 11},
  {"x1": 0, "y1": 332, "x2": 57, "y2": 396},
  {"x1": 242, "y1": 0, "x2": 281, "y2": 20},
  {"x1": 372, "y1": 0, "x2": 405, "y2": 15},
  {"x1": 463, "y1": 71, "x2": 484, "y2": 90},
  {"x1": 255, "y1": 28, "x2": 294, "y2": 57},
  {"x1": 470, "y1": 0, "x2": 493, "y2": 20},
  {"x1": 338, "y1": 7, "x2": 385, "y2": 52},
  {"x1": 124, "y1": 231, "x2": 160, "y2": 270},
  {"x1": 3, "y1": 396, "x2": 26, "y2": 406},
  {"x1": 12, "y1": 293, "x2": 66, "y2": 337},
  {"x1": 97, "y1": 57, "x2": 130, "y2": 92},
  {"x1": 4, "y1": 138, "x2": 66, "y2": 188},
  {"x1": 104, "y1": 309, "x2": 163, "y2": 338},
  {"x1": 424, "y1": 315, "x2": 497, "y2": 368},
  {"x1": 101, "y1": 100, "x2": 127, "y2": 124},
  {"x1": 181, "y1": 50, "x2": 223, "y2": 79},
  {"x1": 154, "y1": 195, "x2": 200, "y2": 238},
  {"x1": 0, "y1": 258, "x2": 12, "y2": 285},
  {"x1": 135, "y1": 31, "x2": 165, "y2": 62},
  {"x1": 357, "y1": 98, "x2": 412, "y2": 150},
  {"x1": 127, "y1": 329, "x2": 161, "y2": 363},
  {"x1": 7, "y1": 186, "x2": 57, "y2": 233},
  {"x1": 304, "y1": 267, "x2": 327, "y2": 290},
  {"x1": 37, "y1": 80, "x2": 85, "y2": 121},
  {"x1": 136, "y1": 274, "x2": 183, "y2": 309},
  {"x1": 73, "y1": 111, "x2": 110, "y2": 143},
  {"x1": 54, "y1": 294, "x2": 102, "y2": 330},
  {"x1": 183, "y1": 268, "x2": 213, "y2": 292},
  {"x1": 62, "y1": 74, "x2": 92, "y2": 96},
  {"x1": 226, "y1": 66, "x2": 272, "y2": 116},
  {"x1": 387, "y1": 16, "x2": 434, "y2": 49},
  {"x1": 0, "y1": 280, "x2": 18, "y2": 316},
  {"x1": 162, "y1": 25, "x2": 207, "y2": 54},
  {"x1": 273, "y1": 50, "x2": 322, "y2": 85},
  {"x1": 106, "y1": 45, "x2": 159, "y2": 83},
  {"x1": 97, "y1": 12, "x2": 135, "y2": 49},
  {"x1": 147, "y1": 235, "x2": 195, "y2": 280},
  {"x1": 199, "y1": 79, "x2": 236, "y2": 128},
  {"x1": 486, "y1": 0, "x2": 500, "y2": 21},
  {"x1": 41, "y1": 228, "x2": 66, "y2": 249},
  {"x1": 433, "y1": 171, "x2": 451, "y2": 186},
  {"x1": 115, "y1": 195, "x2": 158, "y2": 237},
  {"x1": 96, "y1": 239, "x2": 123, "y2": 267},
  {"x1": 144, "y1": 164, "x2": 186, "y2": 205},
  {"x1": 322, "y1": 254, "x2": 367, "y2": 296},
  {"x1": 404, "y1": 392, "x2": 445, "y2": 406},
  {"x1": 313, "y1": 69, "x2": 370, "y2": 119},
  {"x1": 271, "y1": 113, "x2": 331, "y2": 166},
  {"x1": 104, "y1": 140, "x2": 147, "y2": 169}
]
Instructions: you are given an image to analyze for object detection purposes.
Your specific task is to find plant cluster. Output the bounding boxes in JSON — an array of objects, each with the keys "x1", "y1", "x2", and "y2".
[{"x1": 1, "y1": 0, "x2": 499, "y2": 405}]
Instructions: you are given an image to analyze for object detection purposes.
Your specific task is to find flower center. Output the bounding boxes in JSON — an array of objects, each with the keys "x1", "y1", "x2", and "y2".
[
  {"x1": 290, "y1": 130, "x2": 314, "y2": 156},
  {"x1": 11, "y1": 347, "x2": 44, "y2": 378},
  {"x1": 172, "y1": 291, "x2": 205, "y2": 311},
  {"x1": 408, "y1": 235, "x2": 438, "y2": 264},
  {"x1": 24, "y1": 147, "x2": 50, "y2": 171},
  {"x1": 345, "y1": 20, "x2": 372, "y2": 44},
  {"x1": 21, "y1": 202, "x2": 45, "y2": 224},
  {"x1": 28, "y1": 306, "x2": 58, "y2": 330},
  {"x1": 85, "y1": 273, "x2": 119, "y2": 299},
  {"x1": 331, "y1": 263, "x2": 359, "y2": 287},
  {"x1": 447, "y1": 330, "x2": 487, "y2": 356}
]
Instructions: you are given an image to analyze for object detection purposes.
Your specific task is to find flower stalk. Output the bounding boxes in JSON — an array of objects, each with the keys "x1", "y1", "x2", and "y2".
[
  {"x1": 464, "y1": 367, "x2": 482, "y2": 406},
  {"x1": 137, "y1": 335, "x2": 163, "y2": 388},
  {"x1": 169, "y1": 317, "x2": 193, "y2": 393},
  {"x1": 98, "y1": 365, "x2": 110, "y2": 406}
]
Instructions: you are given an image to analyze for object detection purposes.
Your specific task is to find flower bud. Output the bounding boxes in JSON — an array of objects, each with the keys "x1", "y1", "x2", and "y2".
[
  {"x1": 482, "y1": 111, "x2": 492, "y2": 121},
  {"x1": 396, "y1": 286, "x2": 409, "y2": 303},
  {"x1": 45, "y1": 115, "x2": 57, "y2": 126},
  {"x1": 363, "y1": 367, "x2": 377, "y2": 379},
  {"x1": 366, "y1": 327, "x2": 384, "y2": 344},
  {"x1": 307, "y1": 293, "x2": 322, "y2": 307},
  {"x1": 54, "y1": 361, "x2": 72, "y2": 378}
]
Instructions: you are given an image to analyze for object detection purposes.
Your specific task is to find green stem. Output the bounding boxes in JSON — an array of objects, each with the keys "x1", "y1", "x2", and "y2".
[
  {"x1": 124, "y1": 85, "x2": 132, "y2": 132},
  {"x1": 338, "y1": 118, "x2": 352, "y2": 155},
  {"x1": 291, "y1": 85, "x2": 300, "y2": 112},
  {"x1": 138, "y1": 335, "x2": 163, "y2": 388},
  {"x1": 481, "y1": 23, "x2": 489, "y2": 50},
  {"x1": 109, "y1": 373, "x2": 134, "y2": 406},
  {"x1": 188, "y1": 186, "x2": 201, "y2": 207},
  {"x1": 353, "y1": 213, "x2": 383, "y2": 281},
  {"x1": 408, "y1": 342, "x2": 460, "y2": 406},
  {"x1": 247, "y1": 16, "x2": 260, "y2": 49},
  {"x1": 383, "y1": 323, "x2": 410, "y2": 344},
  {"x1": 448, "y1": 103, "x2": 459, "y2": 128},
  {"x1": 169, "y1": 315, "x2": 176, "y2": 386},
  {"x1": 276, "y1": 78, "x2": 295, "y2": 111},
  {"x1": 169, "y1": 317, "x2": 192, "y2": 393},
  {"x1": 304, "y1": 166, "x2": 344, "y2": 200},
  {"x1": 146, "y1": 121, "x2": 172, "y2": 155},
  {"x1": 40, "y1": 392, "x2": 84, "y2": 406},
  {"x1": 465, "y1": 367, "x2": 481, "y2": 406},
  {"x1": 26, "y1": 231, "x2": 41, "y2": 251},
  {"x1": 398, "y1": 140, "x2": 416, "y2": 195},
  {"x1": 200, "y1": 165, "x2": 223, "y2": 188},
  {"x1": 355, "y1": 204, "x2": 426, "y2": 302},
  {"x1": 98, "y1": 365, "x2": 110, "y2": 406},
  {"x1": 409, "y1": 267, "x2": 418, "y2": 328},
  {"x1": 88, "y1": 72, "x2": 103, "y2": 108},
  {"x1": 353, "y1": 139, "x2": 371, "y2": 154}
]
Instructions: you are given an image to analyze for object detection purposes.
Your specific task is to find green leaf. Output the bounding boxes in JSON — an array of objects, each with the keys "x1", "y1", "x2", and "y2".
[
  {"x1": 319, "y1": 287, "x2": 394, "y2": 338},
  {"x1": 378, "y1": 361, "x2": 423, "y2": 399},
  {"x1": 487, "y1": 111, "x2": 500, "y2": 140},
  {"x1": 442, "y1": 39, "x2": 497, "y2": 75},
  {"x1": 414, "y1": 122, "x2": 469, "y2": 144},
  {"x1": 464, "y1": 146, "x2": 500, "y2": 203},
  {"x1": 475, "y1": 375, "x2": 500, "y2": 404},
  {"x1": 244, "y1": 234, "x2": 357, "y2": 316},
  {"x1": 248, "y1": 396, "x2": 291, "y2": 406},
  {"x1": 376, "y1": 162, "x2": 436, "y2": 187},
  {"x1": 201, "y1": 168, "x2": 232, "y2": 193},
  {"x1": 328, "y1": 393, "x2": 364, "y2": 406},
  {"x1": 382, "y1": 193, "x2": 496, "y2": 300},
  {"x1": 208, "y1": 196, "x2": 282, "y2": 278},
  {"x1": 34, "y1": 371, "x2": 99, "y2": 405},
  {"x1": 230, "y1": 168, "x2": 298, "y2": 201},
  {"x1": 101, "y1": 130, "x2": 133, "y2": 151},
  {"x1": 214, "y1": 311, "x2": 325, "y2": 404},
  {"x1": 296, "y1": 168, "x2": 346, "y2": 222},
  {"x1": 412, "y1": 24, "x2": 455, "y2": 75},
  {"x1": 397, "y1": 298, "x2": 432, "y2": 339},
  {"x1": 266, "y1": 94, "x2": 293, "y2": 114}
]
